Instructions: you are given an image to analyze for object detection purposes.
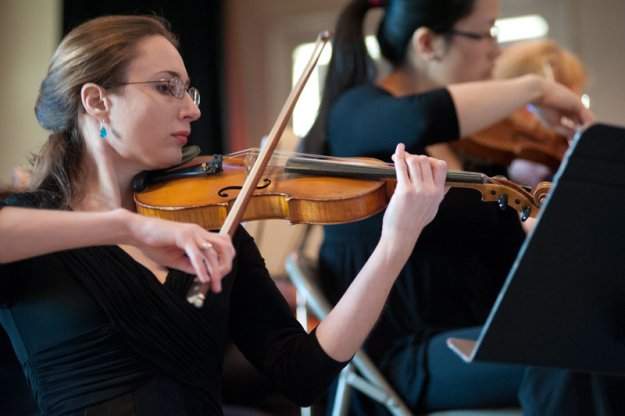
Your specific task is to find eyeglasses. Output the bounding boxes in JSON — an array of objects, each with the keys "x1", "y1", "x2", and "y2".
[
  {"x1": 448, "y1": 25, "x2": 499, "y2": 41},
  {"x1": 121, "y1": 76, "x2": 200, "y2": 106}
]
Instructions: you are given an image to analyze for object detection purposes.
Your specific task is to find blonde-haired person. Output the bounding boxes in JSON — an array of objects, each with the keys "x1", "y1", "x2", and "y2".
[
  {"x1": 494, "y1": 38, "x2": 587, "y2": 95},
  {"x1": 0, "y1": 14, "x2": 448, "y2": 415}
]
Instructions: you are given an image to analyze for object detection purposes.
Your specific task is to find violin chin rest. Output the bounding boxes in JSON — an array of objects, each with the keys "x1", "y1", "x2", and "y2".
[{"x1": 181, "y1": 145, "x2": 202, "y2": 165}]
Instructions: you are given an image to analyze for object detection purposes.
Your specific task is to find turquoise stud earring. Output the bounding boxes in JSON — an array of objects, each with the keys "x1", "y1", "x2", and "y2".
[{"x1": 99, "y1": 120, "x2": 107, "y2": 139}]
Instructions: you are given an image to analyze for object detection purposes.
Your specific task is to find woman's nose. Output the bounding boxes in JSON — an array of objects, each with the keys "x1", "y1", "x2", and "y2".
[{"x1": 182, "y1": 93, "x2": 201, "y2": 121}]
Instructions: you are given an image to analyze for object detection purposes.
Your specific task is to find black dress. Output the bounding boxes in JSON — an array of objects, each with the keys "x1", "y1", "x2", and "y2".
[
  {"x1": 320, "y1": 84, "x2": 527, "y2": 411},
  {"x1": 0, "y1": 193, "x2": 345, "y2": 416}
]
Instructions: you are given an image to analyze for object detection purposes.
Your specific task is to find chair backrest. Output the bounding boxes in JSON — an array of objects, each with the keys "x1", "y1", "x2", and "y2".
[
  {"x1": 285, "y1": 252, "x2": 332, "y2": 319},
  {"x1": 285, "y1": 251, "x2": 414, "y2": 416}
]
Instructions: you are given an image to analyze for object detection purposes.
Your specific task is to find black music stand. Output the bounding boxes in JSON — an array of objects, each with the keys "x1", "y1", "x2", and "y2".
[{"x1": 448, "y1": 122, "x2": 625, "y2": 375}]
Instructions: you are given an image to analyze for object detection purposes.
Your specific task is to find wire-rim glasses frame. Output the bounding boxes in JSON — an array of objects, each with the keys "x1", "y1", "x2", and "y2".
[{"x1": 121, "y1": 77, "x2": 200, "y2": 106}]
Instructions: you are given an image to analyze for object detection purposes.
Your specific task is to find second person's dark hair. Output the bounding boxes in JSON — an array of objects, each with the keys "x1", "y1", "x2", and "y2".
[{"x1": 301, "y1": 0, "x2": 475, "y2": 154}]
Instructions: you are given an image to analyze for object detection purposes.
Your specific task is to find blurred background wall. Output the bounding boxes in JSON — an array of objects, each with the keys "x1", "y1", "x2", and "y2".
[{"x1": 1, "y1": 0, "x2": 624, "y2": 192}]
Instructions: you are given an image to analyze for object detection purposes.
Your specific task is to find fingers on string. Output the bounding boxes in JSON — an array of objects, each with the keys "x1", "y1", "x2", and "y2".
[
  {"x1": 393, "y1": 143, "x2": 409, "y2": 185},
  {"x1": 432, "y1": 158, "x2": 448, "y2": 188},
  {"x1": 417, "y1": 155, "x2": 433, "y2": 185},
  {"x1": 405, "y1": 154, "x2": 431, "y2": 189}
]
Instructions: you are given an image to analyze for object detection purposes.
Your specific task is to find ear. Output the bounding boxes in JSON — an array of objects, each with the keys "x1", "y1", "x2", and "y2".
[
  {"x1": 412, "y1": 27, "x2": 443, "y2": 61},
  {"x1": 81, "y1": 83, "x2": 110, "y2": 119}
]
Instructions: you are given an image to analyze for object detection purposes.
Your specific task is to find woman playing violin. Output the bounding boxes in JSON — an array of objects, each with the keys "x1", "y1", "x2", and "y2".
[
  {"x1": 299, "y1": 0, "x2": 625, "y2": 415},
  {"x1": 0, "y1": 15, "x2": 448, "y2": 415}
]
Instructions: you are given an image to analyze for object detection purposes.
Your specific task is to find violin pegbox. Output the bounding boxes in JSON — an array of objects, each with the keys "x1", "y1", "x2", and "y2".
[{"x1": 488, "y1": 176, "x2": 542, "y2": 221}]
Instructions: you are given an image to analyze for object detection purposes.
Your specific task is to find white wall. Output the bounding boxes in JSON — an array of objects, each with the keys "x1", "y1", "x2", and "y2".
[
  {"x1": 0, "y1": 0, "x2": 61, "y2": 185},
  {"x1": 575, "y1": 0, "x2": 625, "y2": 124},
  {"x1": 500, "y1": 0, "x2": 625, "y2": 127}
]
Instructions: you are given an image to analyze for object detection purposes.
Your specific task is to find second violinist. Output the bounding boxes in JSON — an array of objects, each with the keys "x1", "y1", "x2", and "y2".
[{"x1": 298, "y1": 0, "x2": 612, "y2": 415}]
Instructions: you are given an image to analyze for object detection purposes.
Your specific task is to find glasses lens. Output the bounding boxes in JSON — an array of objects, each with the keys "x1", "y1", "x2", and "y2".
[
  {"x1": 169, "y1": 77, "x2": 185, "y2": 99},
  {"x1": 189, "y1": 87, "x2": 200, "y2": 106}
]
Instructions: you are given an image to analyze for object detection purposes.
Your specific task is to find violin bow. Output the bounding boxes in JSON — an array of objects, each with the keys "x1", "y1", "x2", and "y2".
[{"x1": 186, "y1": 30, "x2": 332, "y2": 307}]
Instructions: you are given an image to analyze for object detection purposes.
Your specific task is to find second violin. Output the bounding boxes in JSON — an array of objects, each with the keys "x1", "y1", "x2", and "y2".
[{"x1": 453, "y1": 107, "x2": 569, "y2": 171}]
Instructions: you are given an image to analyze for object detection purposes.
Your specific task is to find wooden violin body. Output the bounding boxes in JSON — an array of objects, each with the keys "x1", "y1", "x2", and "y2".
[
  {"x1": 134, "y1": 150, "x2": 549, "y2": 230},
  {"x1": 135, "y1": 152, "x2": 394, "y2": 230},
  {"x1": 454, "y1": 107, "x2": 569, "y2": 170}
]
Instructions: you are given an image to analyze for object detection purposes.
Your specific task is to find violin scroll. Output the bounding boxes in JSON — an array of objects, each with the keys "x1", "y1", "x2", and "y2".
[
  {"x1": 533, "y1": 181, "x2": 552, "y2": 205},
  {"x1": 446, "y1": 173, "x2": 543, "y2": 222}
]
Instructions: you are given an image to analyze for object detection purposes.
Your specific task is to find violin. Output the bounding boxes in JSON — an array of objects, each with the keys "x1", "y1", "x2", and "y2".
[
  {"x1": 134, "y1": 149, "x2": 550, "y2": 229},
  {"x1": 453, "y1": 107, "x2": 569, "y2": 170}
]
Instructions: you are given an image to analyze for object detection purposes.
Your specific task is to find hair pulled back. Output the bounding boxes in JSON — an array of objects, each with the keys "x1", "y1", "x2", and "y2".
[
  {"x1": 301, "y1": 0, "x2": 474, "y2": 154},
  {"x1": 27, "y1": 15, "x2": 178, "y2": 208}
]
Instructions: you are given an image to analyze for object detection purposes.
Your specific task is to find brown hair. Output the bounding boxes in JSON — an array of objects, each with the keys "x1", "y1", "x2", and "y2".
[{"x1": 12, "y1": 15, "x2": 179, "y2": 208}]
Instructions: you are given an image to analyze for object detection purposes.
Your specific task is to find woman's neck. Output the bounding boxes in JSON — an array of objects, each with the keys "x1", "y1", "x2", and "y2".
[
  {"x1": 378, "y1": 64, "x2": 441, "y2": 96},
  {"x1": 73, "y1": 148, "x2": 136, "y2": 212}
]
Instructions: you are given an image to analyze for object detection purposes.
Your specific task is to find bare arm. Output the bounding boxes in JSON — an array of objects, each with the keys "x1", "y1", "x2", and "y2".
[
  {"x1": 0, "y1": 207, "x2": 234, "y2": 291},
  {"x1": 315, "y1": 144, "x2": 447, "y2": 361},
  {"x1": 448, "y1": 74, "x2": 594, "y2": 139}
]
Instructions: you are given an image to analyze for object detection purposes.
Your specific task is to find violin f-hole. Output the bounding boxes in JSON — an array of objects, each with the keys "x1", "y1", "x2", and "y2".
[{"x1": 218, "y1": 178, "x2": 271, "y2": 197}]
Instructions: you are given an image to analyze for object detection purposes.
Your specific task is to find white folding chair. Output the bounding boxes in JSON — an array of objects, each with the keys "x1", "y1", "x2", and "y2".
[
  {"x1": 284, "y1": 228, "x2": 521, "y2": 416},
  {"x1": 285, "y1": 251, "x2": 414, "y2": 416}
]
